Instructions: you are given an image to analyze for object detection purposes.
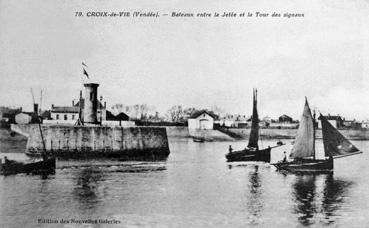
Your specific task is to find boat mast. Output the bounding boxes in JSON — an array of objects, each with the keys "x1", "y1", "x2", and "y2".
[
  {"x1": 313, "y1": 109, "x2": 316, "y2": 160},
  {"x1": 37, "y1": 118, "x2": 47, "y2": 160},
  {"x1": 248, "y1": 88, "x2": 259, "y2": 149}
]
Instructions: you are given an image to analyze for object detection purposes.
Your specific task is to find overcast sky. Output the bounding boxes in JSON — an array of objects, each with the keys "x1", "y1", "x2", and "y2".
[{"x1": 1, "y1": 0, "x2": 369, "y2": 120}]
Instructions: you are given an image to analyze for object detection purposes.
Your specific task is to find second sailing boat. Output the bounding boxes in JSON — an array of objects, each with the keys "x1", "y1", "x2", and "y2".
[{"x1": 273, "y1": 98, "x2": 362, "y2": 173}]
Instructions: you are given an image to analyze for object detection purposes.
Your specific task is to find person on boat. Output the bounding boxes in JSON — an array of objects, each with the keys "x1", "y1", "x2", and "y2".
[
  {"x1": 283, "y1": 151, "x2": 287, "y2": 162},
  {"x1": 4, "y1": 156, "x2": 8, "y2": 163},
  {"x1": 229, "y1": 145, "x2": 233, "y2": 153}
]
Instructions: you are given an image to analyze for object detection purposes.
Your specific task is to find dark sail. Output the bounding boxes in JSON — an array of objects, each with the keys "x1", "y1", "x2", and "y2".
[
  {"x1": 320, "y1": 115, "x2": 361, "y2": 157},
  {"x1": 248, "y1": 89, "x2": 259, "y2": 149}
]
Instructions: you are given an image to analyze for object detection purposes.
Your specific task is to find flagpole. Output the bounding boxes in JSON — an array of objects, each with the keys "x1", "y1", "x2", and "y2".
[{"x1": 75, "y1": 62, "x2": 86, "y2": 126}]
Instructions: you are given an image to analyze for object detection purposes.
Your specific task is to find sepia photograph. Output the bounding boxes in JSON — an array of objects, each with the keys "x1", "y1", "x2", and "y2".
[{"x1": 0, "y1": 0, "x2": 368, "y2": 227}]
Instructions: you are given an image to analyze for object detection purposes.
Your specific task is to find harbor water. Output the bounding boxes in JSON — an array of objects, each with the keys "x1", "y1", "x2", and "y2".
[{"x1": 0, "y1": 130, "x2": 368, "y2": 227}]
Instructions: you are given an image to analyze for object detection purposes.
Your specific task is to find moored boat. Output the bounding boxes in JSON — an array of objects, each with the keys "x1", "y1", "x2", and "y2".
[
  {"x1": 1, "y1": 116, "x2": 56, "y2": 175},
  {"x1": 226, "y1": 89, "x2": 284, "y2": 162},
  {"x1": 0, "y1": 157, "x2": 56, "y2": 175}
]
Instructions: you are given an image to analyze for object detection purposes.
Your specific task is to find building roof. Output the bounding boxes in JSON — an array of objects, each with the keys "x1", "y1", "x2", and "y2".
[
  {"x1": 106, "y1": 111, "x2": 129, "y2": 121},
  {"x1": 51, "y1": 106, "x2": 79, "y2": 113},
  {"x1": 279, "y1": 114, "x2": 292, "y2": 119},
  {"x1": 190, "y1": 110, "x2": 218, "y2": 119},
  {"x1": 51, "y1": 98, "x2": 105, "y2": 114}
]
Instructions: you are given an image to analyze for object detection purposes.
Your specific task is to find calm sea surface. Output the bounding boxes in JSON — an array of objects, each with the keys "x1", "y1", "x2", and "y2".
[{"x1": 0, "y1": 129, "x2": 369, "y2": 227}]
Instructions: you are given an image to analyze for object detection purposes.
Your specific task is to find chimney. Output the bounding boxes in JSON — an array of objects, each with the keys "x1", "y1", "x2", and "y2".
[
  {"x1": 72, "y1": 100, "x2": 74, "y2": 106},
  {"x1": 51, "y1": 104, "x2": 54, "y2": 109},
  {"x1": 33, "y1": 103, "x2": 39, "y2": 114}
]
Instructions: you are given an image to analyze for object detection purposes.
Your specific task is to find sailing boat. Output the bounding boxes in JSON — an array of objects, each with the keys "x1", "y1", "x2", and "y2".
[
  {"x1": 226, "y1": 89, "x2": 284, "y2": 162},
  {"x1": 273, "y1": 98, "x2": 362, "y2": 173}
]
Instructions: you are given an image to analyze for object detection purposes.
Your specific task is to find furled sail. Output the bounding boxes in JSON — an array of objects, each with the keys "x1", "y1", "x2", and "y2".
[
  {"x1": 320, "y1": 115, "x2": 361, "y2": 157},
  {"x1": 290, "y1": 98, "x2": 315, "y2": 159},
  {"x1": 248, "y1": 89, "x2": 259, "y2": 149}
]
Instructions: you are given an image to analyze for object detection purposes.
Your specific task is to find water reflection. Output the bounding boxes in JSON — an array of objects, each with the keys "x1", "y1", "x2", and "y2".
[
  {"x1": 292, "y1": 174, "x2": 352, "y2": 226},
  {"x1": 322, "y1": 175, "x2": 352, "y2": 223},
  {"x1": 246, "y1": 165, "x2": 263, "y2": 224},
  {"x1": 72, "y1": 168, "x2": 105, "y2": 211},
  {"x1": 292, "y1": 175, "x2": 317, "y2": 226}
]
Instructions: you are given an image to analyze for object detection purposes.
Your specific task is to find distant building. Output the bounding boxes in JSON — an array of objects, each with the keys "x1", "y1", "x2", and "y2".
[
  {"x1": 14, "y1": 105, "x2": 39, "y2": 124},
  {"x1": 15, "y1": 112, "x2": 39, "y2": 124},
  {"x1": 216, "y1": 114, "x2": 248, "y2": 128},
  {"x1": 261, "y1": 116, "x2": 272, "y2": 128},
  {"x1": 318, "y1": 115, "x2": 343, "y2": 129},
  {"x1": 46, "y1": 83, "x2": 107, "y2": 125},
  {"x1": 342, "y1": 119, "x2": 361, "y2": 129},
  {"x1": 269, "y1": 115, "x2": 298, "y2": 129},
  {"x1": 188, "y1": 110, "x2": 217, "y2": 130},
  {"x1": 0, "y1": 106, "x2": 22, "y2": 124},
  {"x1": 235, "y1": 115, "x2": 248, "y2": 128},
  {"x1": 216, "y1": 115, "x2": 273, "y2": 128},
  {"x1": 278, "y1": 114, "x2": 293, "y2": 123},
  {"x1": 50, "y1": 105, "x2": 79, "y2": 124}
]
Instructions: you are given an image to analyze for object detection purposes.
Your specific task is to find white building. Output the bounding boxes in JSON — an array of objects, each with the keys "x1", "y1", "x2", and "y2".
[
  {"x1": 188, "y1": 111, "x2": 216, "y2": 130},
  {"x1": 45, "y1": 97, "x2": 107, "y2": 125},
  {"x1": 49, "y1": 105, "x2": 79, "y2": 124}
]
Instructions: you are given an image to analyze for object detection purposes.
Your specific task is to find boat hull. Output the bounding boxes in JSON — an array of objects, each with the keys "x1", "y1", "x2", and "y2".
[
  {"x1": 226, "y1": 147, "x2": 271, "y2": 162},
  {"x1": 0, "y1": 158, "x2": 56, "y2": 175},
  {"x1": 273, "y1": 158, "x2": 333, "y2": 173}
]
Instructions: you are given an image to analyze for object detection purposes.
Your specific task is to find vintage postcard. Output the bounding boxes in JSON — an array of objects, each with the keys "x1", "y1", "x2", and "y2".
[{"x1": 0, "y1": 0, "x2": 368, "y2": 227}]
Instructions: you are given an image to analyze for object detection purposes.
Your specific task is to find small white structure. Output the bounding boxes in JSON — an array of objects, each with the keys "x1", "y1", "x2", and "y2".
[
  {"x1": 188, "y1": 111, "x2": 216, "y2": 130},
  {"x1": 362, "y1": 120, "x2": 369, "y2": 129},
  {"x1": 15, "y1": 112, "x2": 33, "y2": 124}
]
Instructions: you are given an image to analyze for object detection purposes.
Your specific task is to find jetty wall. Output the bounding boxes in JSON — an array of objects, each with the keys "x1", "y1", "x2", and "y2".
[
  {"x1": 11, "y1": 124, "x2": 170, "y2": 159},
  {"x1": 188, "y1": 129, "x2": 234, "y2": 141}
]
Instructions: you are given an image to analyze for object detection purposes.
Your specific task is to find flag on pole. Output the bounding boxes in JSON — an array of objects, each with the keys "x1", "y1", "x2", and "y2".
[{"x1": 83, "y1": 68, "x2": 89, "y2": 79}]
